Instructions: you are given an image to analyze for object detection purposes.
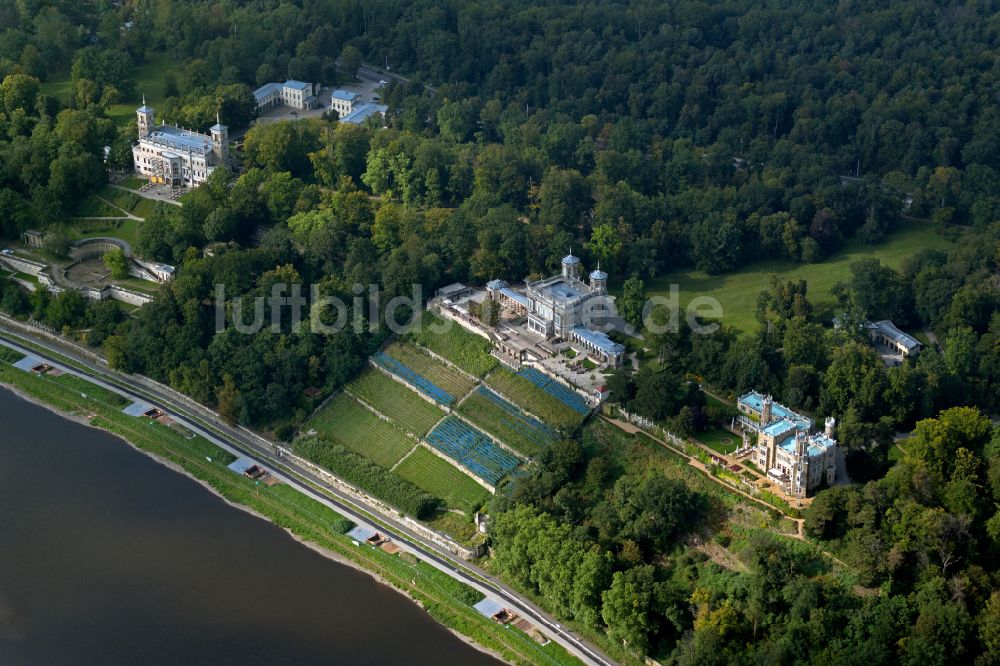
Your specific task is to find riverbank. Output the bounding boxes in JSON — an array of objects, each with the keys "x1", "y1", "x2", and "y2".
[
  {"x1": 1, "y1": 382, "x2": 511, "y2": 666},
  {"x1": 0, "y1": 354, "x2": 580, "y2": 666}
]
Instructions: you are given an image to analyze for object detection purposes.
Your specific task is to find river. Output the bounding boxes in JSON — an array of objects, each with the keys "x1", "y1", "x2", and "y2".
[{"x1": 0, "y1": 387, "x2": 502, "y2": 665}]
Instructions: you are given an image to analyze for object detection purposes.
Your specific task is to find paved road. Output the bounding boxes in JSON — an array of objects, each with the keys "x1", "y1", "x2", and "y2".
[{"x1": 0, "y1": 328, "x2": 615, "y2": 666}]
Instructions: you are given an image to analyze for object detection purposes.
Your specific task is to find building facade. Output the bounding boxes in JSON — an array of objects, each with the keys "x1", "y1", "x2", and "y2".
[
  {"x1": 865, "y1": 319, "x2": 921, "y2": 358},
  {"x1": 132, "y1": 103, "x2": 227, "y2": 188},
  {"x1": 330, "y1": 90, "x2": 361, "y2": 117},
  {"x1": 487, "y1": 253, "x2": 625, "y2": 366},
  {"x1": 737, "y1": 391, "x2": 837, "y2": 498},
  {"x1": 253, "y1": 80, "x2": 319, "y2": 112}
]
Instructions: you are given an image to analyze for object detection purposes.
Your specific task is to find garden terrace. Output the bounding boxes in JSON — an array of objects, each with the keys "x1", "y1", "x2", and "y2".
[
  {"x1": 348, "y1": 368, "x2": 444, "y2": 437},
  {"x1": 375, "y1": 342, "x2": 477, "y2": 405},
  {"x1": 425, "y1": 417, "x2": 522, "y2": 487},
  {"x1": 395, "y1": 446, "x2": 491, "y2": 515},
  {"x1": 485, "y1": 368, "x2": 589, "y2": 431},
  {"x1": 306, "y1": 393, "x2": 416, "y2": 468},
  {"x1": 409, "y1": 310, "x2": 498, "y2": 377},
  {"x1": 458, "y1": 387, "x2": 557, "y2": 458},
  {"x1": 517, "y1": 367, "x2": 590, "y2": 414}
]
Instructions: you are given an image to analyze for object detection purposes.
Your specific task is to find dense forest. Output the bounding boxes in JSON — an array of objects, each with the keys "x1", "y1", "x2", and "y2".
[{"x1": 1, "y1": 0, "x2": 1000, "y2": 662}]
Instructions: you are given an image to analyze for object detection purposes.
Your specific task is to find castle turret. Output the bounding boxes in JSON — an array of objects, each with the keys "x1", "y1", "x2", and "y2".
[
  {"x1": 136, "y1": 95, "x2": 155, "y2": 139},
  {"x1": 209, "y1": 112, "x2": 228, "y2": 165},
  {"x1": 795, "y1": 430, "x2": 807, "y2": 457},
  {"x1": 561, "y1": 251, "x2": 582, "y2": 279},
  {"x1": 589, "y1": 264, "x2": 608, "y2": 294},
  {"x1": 825, "y1": 416, "x2": 836, "y2": 439},
  {"x1": 761, "y1": 395, "x2": 773, "y2": 424}
]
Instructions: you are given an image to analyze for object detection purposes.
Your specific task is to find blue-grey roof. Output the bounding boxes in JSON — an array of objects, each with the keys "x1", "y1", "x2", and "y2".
[
  {"x1": 866, "y1": 320, "x2": 921, "y2": 351},
  {"x1": 473, "y1": 598, "x2": 506, "y2": 619},
  {"x1": 209, "y1": 123, "x2": 226, "y2": 132},
  {"x1": 738, "y1": 391, "x2": 811, "y2": 427},
  {"x1": 121, "y1": 400, "x2": 155, "y2": 417},
  {"x1": 226, "y1": 457, "x2": 258, "y2": 475},
  {"x1": 12, "y1": 355, "x2": 44, "y2": 373},
  {"x1": 764, "y1": 419, "x2": 797, "y2": 438},
  {"x1": 136, "y1": 105, "x2": 153, "y2": 114},
  {"x1": 346, "y1": 525, "x2": 377, "y2": 542},
  {"x1": 253, "y1": 82, "x2": 282, "y2": 100},
  {"x1": 590, "y1": 269, "x2": 608, "y2": 280},
  {"x1": 487, "y1": 279, "x2": 508, "y2": 290},
  {"x1": 284, "y1": 79, "x2": 311, "y2": 91},
  {"x1": 146, "y1": 125, "x2": 213, "y2": 154},
  {"x1": 340, "y1": 103, "x2": 388, "y2": 124},
  {"x1": 500, "y1": 287, "x2": 530, "y2": 309},
  {"x1": 779, "y1": 432, "x2": 836, "y2": 457},
  {"x1": 562, "y1": 253, "x2": 581, "y2": 265},
  {"x1": 332, "y1": 89, "x2": 361, "y2": 101},
  {"x1": 547, "y1": 282, "x2": 580, "y2": 300},
  {"x1": 571, "y1": 326, "x2": 625, "y2": 355}
]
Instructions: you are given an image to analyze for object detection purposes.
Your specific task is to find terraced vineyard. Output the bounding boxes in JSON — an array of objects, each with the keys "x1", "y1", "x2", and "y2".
[
  {"x1": 395, "y1": 446, "x2": 490, "y2": 514},
  {"x1": 485, "y1": 368, "x2": 589, "y2": 431},
  {"x1": 381, "y1": 342, "x2": 476, "y2": 403},
  {"x1": 425, "y1": 416, "x2": 522, "y2": 486},
  {"x1": 307, "y1": 393, "x2": 416, "y2": 468},
  {"x1": 348, "y1": 368, "x2": 444, "y2": 436},
  {"x1": 409, "y1": 310, "x2": 498, "y2": 377},
  {"x1": 458, "y1": 387, "x2": 557, "y2": 458}
]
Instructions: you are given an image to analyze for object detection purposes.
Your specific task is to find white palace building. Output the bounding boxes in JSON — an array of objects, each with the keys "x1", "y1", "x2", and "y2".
[
  {"x1": 132, "y1": 101, "x2": 228, "y2": 188},
  {"x1": 487, "y1": 253, "x2": 626, "y2": 367}
]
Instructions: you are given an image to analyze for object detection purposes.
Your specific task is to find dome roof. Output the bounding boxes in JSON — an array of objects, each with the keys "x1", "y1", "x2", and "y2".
[
  {"x1": 590, "y1": 269, "x2": 608, "y2": 281},
  {"x1": 561, "y1": 253, "x2": 581, "y2": 265}
]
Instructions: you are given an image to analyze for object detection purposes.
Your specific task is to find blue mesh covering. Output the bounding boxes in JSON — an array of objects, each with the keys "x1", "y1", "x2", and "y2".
[
  {"x1": 517, "y1": 367, "x2": 590, "y2": 414},
  {"x1": 372, "y1": 352, "x2": 455, "y2": 405},
  {"x1": 476, "y1": 387, "x2": 556, "y2": 449},
  {"x1": 425, "y1": 417, "x2": 521, "y2": 486}
]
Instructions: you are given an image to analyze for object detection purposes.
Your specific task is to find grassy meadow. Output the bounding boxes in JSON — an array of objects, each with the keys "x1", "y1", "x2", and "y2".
[{"x1": 637, "y1": 221, "x2": 955, "y2": 334}]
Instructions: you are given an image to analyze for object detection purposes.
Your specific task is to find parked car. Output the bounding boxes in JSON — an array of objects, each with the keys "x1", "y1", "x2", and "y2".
[{"x1": 378, "y1": 79, "x2": 388, "y2": 86}]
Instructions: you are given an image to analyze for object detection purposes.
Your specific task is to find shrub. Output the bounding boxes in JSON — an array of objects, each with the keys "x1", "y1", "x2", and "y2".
[{"x1": 294, "y1": 436, "x2": 439, "y2": 519}]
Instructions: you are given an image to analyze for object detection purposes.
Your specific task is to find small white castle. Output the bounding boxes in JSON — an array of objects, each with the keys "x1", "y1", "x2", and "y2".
[
  {"x1": 736, "y1": 391, "x2": 838, "y2": 498},
  {"x1": 132, "y1": 100, "x2": 228, "y2": 188}
]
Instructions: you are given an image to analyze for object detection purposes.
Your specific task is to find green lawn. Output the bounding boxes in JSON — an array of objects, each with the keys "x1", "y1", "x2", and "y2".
[
  {"x1": 348, "y1": 368, "x2": 444, "y2": 436},
  {"x1": 307, "y1": 393, "x2": 417, "y2": 468},
  {"x1": 118, "y1": 176, "x2": 146, "y2": 190},
  {"x1": 640, "y1": 221, "x2": 956, "y2": 334},
  {"x1": 423, "y1": 509, "x2": 484, "y2": 546},
  {"x1": 409, "y1": 310, "x2": 498, "y2": 377},
  {"x1": 383, "y1": 342, "x2": 478, "y2": 402},
  {"x1": 75, "y1": 194, "x2": 124, "y2": 217},
  {"x1": 111, "y1": 277, "x2": 161, "y2": 295},
  {"x1": 484, "y1": 368, "x2": 586, "y2": 431},
  {"x1": 67, "y1": 218, "x2": 142, "y2": 248},
  {"x1": 0, "y1": 347, "x2": 24, "y2": 363},
  {"x1": 696, "y1": 427, "x2": 740, "y2": 455},
  {"x1": 41, "y1": 52, "x2": 182, "y2": 127},
  {"x1": 131, "y1": 197, "x2": 158, "y2": 219},
  {"x1": 395, "y1": 446, "x2": 490, "y2": 514},
  {"x1": 99, "y1": 186, "x2": 141, "y2": 213},
  {"x1": 457, "y1": 388, "x2": 557, "y2": 458}
]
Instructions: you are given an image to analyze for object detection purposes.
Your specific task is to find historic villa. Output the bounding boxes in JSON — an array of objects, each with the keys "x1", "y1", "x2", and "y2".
[
  {"x1": 487, "y1": 253, "x2": 625, "y2": 367},
  {"x1": 865, "y1": 319, "x2": 921, "y2": 358},
  {"x1": 132, "y1": 101, "x2": 228, "y2": 188},
  {"x1": 736, "y1": 391, "x2": 837, "y2": 498},
  {"x1": 253, "y1": 80, "x2": 319, "y2": 112}
]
